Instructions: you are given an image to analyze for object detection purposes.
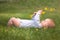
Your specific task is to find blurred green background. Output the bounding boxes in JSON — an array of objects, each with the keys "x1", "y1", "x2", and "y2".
[{"x1": 0, "y1": 0, "x2": 60, "y2": 40}]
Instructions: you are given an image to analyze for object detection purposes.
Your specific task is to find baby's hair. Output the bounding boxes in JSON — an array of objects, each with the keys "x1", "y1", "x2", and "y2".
[{"x1": 46, "y1": 18, "x2": 55, "y2": 27}]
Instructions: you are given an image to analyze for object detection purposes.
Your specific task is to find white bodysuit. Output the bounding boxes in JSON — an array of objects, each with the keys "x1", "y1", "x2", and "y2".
[{"x1": 18, "y1": 11, "x2": 42, "y2": 28}]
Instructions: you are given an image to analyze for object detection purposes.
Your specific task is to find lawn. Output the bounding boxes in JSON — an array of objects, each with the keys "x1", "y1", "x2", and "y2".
[{"x1": 0, "y1": 0, "x2": 60, "y2": 40}]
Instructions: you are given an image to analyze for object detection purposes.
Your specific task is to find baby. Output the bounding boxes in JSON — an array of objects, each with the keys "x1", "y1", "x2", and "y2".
[{"x1": 7, "y1": 10, "x2": 55, "y2": 28}]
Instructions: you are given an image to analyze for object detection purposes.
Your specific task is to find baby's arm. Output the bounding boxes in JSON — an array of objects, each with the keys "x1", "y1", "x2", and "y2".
[
  {"x1": 32, "y1": 10, "x2": 43, "y2": 28},
  {"x1": 32, "y1": 10, "x2": 42, "y2": 18}
]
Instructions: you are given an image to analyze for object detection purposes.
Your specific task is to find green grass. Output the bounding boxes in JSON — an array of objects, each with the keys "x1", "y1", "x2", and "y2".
[{"x1": 0, "y1": 0, "x2": 60, "y2": 40}]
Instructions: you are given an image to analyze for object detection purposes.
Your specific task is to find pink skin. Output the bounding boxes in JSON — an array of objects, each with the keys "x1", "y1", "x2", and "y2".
[
  {"x1": 41, "y1": 19, "x2": 55, "y2": 28},
  {"x1": 8, "y1": 17, "x2": 20, "y2": 27},
  {"x1": 41, "y1": 21, "x2": 48, "y2": 27},
  {"x1": 32, "y1": 10, "x2": 42, "y2": 17},
  {"x1": 34, "y1": 10, "x2": 43, "y2": 14},
  {"x1": 37, "y1": 10, "x2": 42, "y2": 14}
]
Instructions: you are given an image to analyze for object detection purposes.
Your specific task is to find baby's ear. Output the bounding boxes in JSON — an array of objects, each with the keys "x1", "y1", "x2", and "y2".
[
  {"x1": 51, "y1": 20, "x2": 55, "y2": 27},
  {"x1": 51, "y1": 22, "x2": 55, "y2": 27}
]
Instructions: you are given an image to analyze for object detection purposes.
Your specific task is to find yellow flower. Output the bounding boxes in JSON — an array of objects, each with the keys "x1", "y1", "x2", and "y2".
[
  {"x1": 50, "y1": 8, "x2": 55, "y2": 12},
  {"x1": 50, "y1": 8, "x2": 53, "y2": 12},
  {"x1": 36, "y1": 29, "x2": 38, "y2": 31},
  {"x1": 53, "y1": 8, "x2": 55, "y2": 11},
  {"x1": 42, "y1": 11, "x2": 46, "y2": 14},
  {"x1": 44, "y1": 7, "x2": 48, "y2": 10}
]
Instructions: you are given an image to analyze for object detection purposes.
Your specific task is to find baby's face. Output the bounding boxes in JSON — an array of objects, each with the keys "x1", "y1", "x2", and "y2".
[
  {"x1": 41, "y1": 19, "x2": 55, "y2": 27},
  {"x1": 41, "y1": 19, "x2": 51, "y2": 26},
  {"x1": 41, "y1": 20, "x2": 49, "y2": 27}
]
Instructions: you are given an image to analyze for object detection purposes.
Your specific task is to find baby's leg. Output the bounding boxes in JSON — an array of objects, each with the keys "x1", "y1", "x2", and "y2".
[{"x1": 8, "y1": 17, "x2": 20, "y2": 27}]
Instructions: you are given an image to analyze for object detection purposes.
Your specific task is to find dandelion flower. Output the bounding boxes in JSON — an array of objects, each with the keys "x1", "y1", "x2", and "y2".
[
  {"x1": 42, "y1": 11, "x2": 46, "y2": 14},
  {"x1": 50, "y1": 8, "x2": 53, "y2": 12},
  {"x1": 53, "y1": 8, "x2": 55, "y2": 11},
  {"x1": 44, "y1": 7, "x2": 48, "y2": 10},
  {"x1": 50, "y1": 8, "x2": 55, "y2": 12}
]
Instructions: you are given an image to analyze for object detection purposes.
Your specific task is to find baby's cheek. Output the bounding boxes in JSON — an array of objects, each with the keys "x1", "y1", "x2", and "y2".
[
  {"x1": 44, "y1": 22, "x2": 48, "y2": 26},
  {"x1": 43, "y1": 23, "x2": 46, "y2": 26}
]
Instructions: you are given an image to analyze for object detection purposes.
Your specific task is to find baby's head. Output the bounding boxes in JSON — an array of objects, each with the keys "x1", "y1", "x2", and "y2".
[{"x1": 41, "y1": 18, "x2": 55, "y2": 28}]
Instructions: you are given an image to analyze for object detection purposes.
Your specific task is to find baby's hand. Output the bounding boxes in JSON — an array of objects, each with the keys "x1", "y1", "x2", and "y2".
[{"x1": 37, "y1": 10, "x2": 43, "y2": 14}]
